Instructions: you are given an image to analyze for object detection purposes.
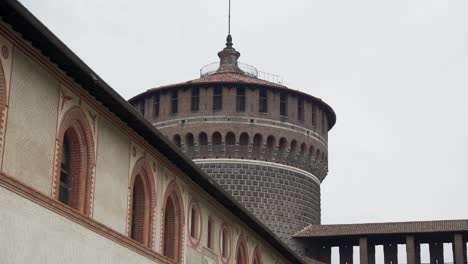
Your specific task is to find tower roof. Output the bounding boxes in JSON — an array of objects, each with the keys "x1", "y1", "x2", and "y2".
[{"x1": 130, "y1": 34, "x2": 337, "y2": 130}]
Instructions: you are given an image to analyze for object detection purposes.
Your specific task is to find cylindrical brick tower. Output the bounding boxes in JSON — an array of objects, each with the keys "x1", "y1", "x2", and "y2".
[{"x1": 129, "y1": 35, "x2": 336, "y2": 251}]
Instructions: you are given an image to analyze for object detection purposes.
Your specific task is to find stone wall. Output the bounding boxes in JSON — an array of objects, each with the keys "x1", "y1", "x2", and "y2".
[{"x1": 196, "y1": 159, "x2": 321, "y2": 254}]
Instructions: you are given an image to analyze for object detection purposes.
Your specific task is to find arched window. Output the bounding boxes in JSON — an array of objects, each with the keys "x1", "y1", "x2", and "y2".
[
  {"x1": 188, "y1": 201, "x2": 202, "y2": 246},
  {"x1": 55, "y1": 108, "x2": 95, "y2": 216},
  {"x1": 199, "y1": 132, "x2": 208, "y2": 146},
  {"x1": 239, "y1": 133, "x2": 249, "y2": 146},
  {"x1": 212, "y1": 132, "x2": 222, "y2": 145},
  {"x1": 236, "y1": 236, "x2": 248, "y2": 264},
  {"x1": 128, "y1": 159, "x2": 155, "y2": 248},
  {"x1": 316, "y1": 149, "x2": 321, "y2": 160},
  {"x1": 173, "y1": 134, "x2": 181, "y2": 147},
  {"x1": 266, "y1": 135, "x2": 275, "y2": 150},
  {"x1": 164, "y1": 196, "x2": 177, "y2": 259},
  {"x1": 185, "y1": 133, "x2": 194, "y2": 147},
  {"x1": 226, "y1": 132, "x2": 235, "y2": 145},
  {"x1": 290, "y1": 140, "x2": 297, "y2": 153},
  {"x1": 309, "y1": 146, "x2": 315, "y2": 157},
  {"x1": 130, "y1": 175, "x2": 148, "y2": 244},
  {"x1": 279, "y1": 138, "x2": 288, "y2": 152},
  {"x1": 162, "y1": 182, "x2": 184, "y2": 263},
  {"x1": 253, "y1": 134, "x2": 262, "y2": 147}
]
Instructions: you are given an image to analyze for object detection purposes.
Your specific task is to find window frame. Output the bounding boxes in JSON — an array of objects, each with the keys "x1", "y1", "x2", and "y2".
[
  {"x1": 280, "y1": 92, "x2": 287, "y2": 117},
  {"x1": 171, "y1": 90, "x2": 178, "y2": 114},
  {"x1": 236, "y1": 87, "x2": 246, "y2": 112},
  {"x1": 213, "y1": 87, "x2": 223, "y2": 111},
  {"x1": 259, "y1": 89, "x2": 268, "y2": 113},
  {"x1": 297, "y1": 98, "x2": 304, "y2": 122},
  {"x1": 153, "y1": 93, "x2": 160, "y2": 118},
  {"x1": 191, "y1": 87, "x2": 200, "y2": 112},
  {"x1": 188, "y1": 201, "x2": 202, "y2": 247}
]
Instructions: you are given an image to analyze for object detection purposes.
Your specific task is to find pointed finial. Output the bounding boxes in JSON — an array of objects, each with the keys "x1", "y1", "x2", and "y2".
[{"x1": 226, "y1": 34, "x2": 233, "y2": 48}]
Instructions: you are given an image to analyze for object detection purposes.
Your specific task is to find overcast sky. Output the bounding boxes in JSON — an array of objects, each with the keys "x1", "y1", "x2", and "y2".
[{"x1": 18, "y1": 0, "x2": 468, "y2": 227}]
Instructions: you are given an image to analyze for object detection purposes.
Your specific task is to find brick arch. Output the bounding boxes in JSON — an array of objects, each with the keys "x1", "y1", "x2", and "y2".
[
  {"x1": 198, "y1": 131, "x2": 208, "y2": 145},
  {"x1": 235, "y1": 234, "x2": 249, "y2": 264},
  {"x1": 127, "y1": 158, "x2": 156, "y2": 248},
  {"x1": 53, "y1": 107, "x2": 95, "y2": 216},
  {"x1": 252, "y1": 246, "x2": 263, "y2": 264},
  {"x1": 239, "y1": 132, "x2": 249, "y2": 146},
  {"x1": 225, "y1": 131, "x2": 236, "y2": 145},
  {"x1": 185, "y1": 133, "x2": 194, "y2": 147},
  {"x1": 212, "y1": 131, "x2": 222, "y2": 145},
  {"x1": 161, "y1": 180, "x2": 185, "y2": 263}
]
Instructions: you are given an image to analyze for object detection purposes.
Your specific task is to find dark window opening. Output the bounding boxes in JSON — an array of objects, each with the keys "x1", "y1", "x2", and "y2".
[
  {"x1": 191, "y1": 87, "x2": 200, "y2": 112},
  {"x1": 280, "y1": 92, "x2": 287, "y2": 116},
  {"x1": 312, "y1": 105, "x2": 317, "y2": 128},
  {"x1": 190, "y1": 207, "x2": 197, "y2": 238},
  {"x1": 236, "y1": 88, "x2": 246, "y2": 112},
  {"x1": 259, "y1": 89, "x2": 268, "y2": 113},
  {"x1": 130, "y1": 175, "x2": 147, "y2": 245},
  {"x1": 171, "y1": 90, "x2": 178, "y2": 114},
  {"x1": 207, "y1": 218, "x2": 213, "y2": 249},
  {"x1": 213, "y1": 87, "x2": 222, "y2": 111},
  {"x1": 59, "y1": 136, "x2": 70, "y2": 205},
  {"x1": 164, "y1": 196, "x2": 178, "y2": 260},
  {"x1": 153, "y1": 93, "x2": 160, "y2": 118},
  {"x1": 298, "y1": 98, "x2": 304, "y2": 122}
]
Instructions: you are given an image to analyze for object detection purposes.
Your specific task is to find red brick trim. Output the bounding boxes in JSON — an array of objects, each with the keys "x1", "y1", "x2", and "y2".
[
  {"x1": 187, "y1": 199, "x2": 202, "y2": 248},
  {"x1": 252, "y1": 245, "x2": 263, "y2": 264},
  {"x1": 161, "y1": 180, "x2": 185, "y2": 263},
  {"x1": 0, "y1": 52, "x2": 8, "y2": 169},
  {"x1": 52, "y1": 107, "x2": 95, "y2": 216},
  {"x1": 0, "y1": 172, "x2": 174, "y2": 264},
  {"x1": 126, "y1": 158, "x2": 156, "y2": 249},
  {"x1": 219, "y1": 223, "x2": 232, "y2": 264},
  {"x1": 235, "y1": 234, "x2": 249, "y2": 264},
  {"x1": 0, "y1": 55, "x2": 7, "y2": 109}
]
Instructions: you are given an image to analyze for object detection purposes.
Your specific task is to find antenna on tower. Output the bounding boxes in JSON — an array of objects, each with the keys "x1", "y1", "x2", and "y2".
[{"x1": 228, "y1": 0, "x2": 231, "y2": 35}]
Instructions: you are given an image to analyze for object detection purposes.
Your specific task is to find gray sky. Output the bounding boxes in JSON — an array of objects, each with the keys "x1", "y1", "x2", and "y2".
[{"x1": 18, "y1": 0, "x2": 468, "y2": 226}]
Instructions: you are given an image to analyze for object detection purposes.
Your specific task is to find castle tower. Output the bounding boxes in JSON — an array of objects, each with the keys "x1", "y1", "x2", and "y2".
[{"x1": 129, "y1": 35, "x2": 336, "y2": 251}]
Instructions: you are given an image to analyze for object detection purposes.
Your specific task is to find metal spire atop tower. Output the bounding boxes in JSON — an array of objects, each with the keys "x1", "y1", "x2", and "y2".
[{"x1": 228, "y1": 0, "x2": 231, "y2": 35}]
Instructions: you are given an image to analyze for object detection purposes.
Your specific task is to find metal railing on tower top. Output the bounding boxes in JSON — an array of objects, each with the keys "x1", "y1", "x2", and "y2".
[{"x1": 200, "y1": 62, "x2": 284, "y2": 85}]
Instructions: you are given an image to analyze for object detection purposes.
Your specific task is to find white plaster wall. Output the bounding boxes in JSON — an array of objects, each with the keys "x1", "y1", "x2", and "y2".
[
  {"x1": 3, "y1": 48, "x2": 58, "y2": 195},
  {"x1": 0, "y1": 187, "x2": 160, "y2": 264},
  {"x1": 93, "y1": 117, "x2": 131, "y2": 234}
]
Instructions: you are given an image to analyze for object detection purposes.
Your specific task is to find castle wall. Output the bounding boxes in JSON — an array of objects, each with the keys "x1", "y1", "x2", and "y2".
[
  {"x1": 93, "y1": 117, "x2": 131, "y2": 234},
  {"x1": 3, "y1": 48, "x2": 59, "y2": 195},
  {"x1": 0, "y1": 18, "x2": 297, "y2": 264}
]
